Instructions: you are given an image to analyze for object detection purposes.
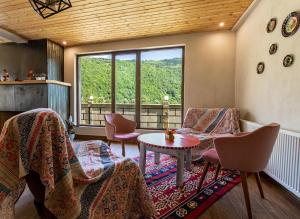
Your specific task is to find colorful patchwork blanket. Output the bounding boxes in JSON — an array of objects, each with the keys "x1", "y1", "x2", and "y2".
[
  {"x1": 0, "y1": 109, "x2": 154, "y2": 218},
  {"x1": 178, "y1": 108, "x2": 240, "y2": 135}
]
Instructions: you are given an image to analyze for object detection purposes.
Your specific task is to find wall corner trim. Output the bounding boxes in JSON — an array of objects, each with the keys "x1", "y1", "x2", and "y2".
[{"x1": 231, "y1": 0, "x2": 262, "y2": 32}]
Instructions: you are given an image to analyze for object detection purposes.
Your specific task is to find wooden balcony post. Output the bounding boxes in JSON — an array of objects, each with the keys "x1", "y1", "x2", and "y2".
[
  {"x1": 163, "y1": 96, "x2": 169, "y2": 129},
  {"x1": 88, "y1": 96, "x2": 94, "y2": 125}
]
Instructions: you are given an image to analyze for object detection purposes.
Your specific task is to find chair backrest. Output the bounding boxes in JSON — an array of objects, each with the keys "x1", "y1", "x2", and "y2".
[
  {"x1": 182, "y1": 108, "x2": 240, "y2": 134},
  {"x1": 214, "y1": 123, "x2": 280, "y2": 172},
  {"x1": 104, "y1": 113, "x2": 132, "y2": 134}
]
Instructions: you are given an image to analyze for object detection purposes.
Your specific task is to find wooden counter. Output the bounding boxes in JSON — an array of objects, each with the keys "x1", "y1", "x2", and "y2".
[
  {"x1": 0, "y1": 80, "x2": 70, "y2": 121},
  {"x1": 0, "y1": 80, "x2": 71, "y2": 86}
]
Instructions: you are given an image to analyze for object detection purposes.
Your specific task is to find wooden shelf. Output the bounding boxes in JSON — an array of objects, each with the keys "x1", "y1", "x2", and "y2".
[{"x1": 0, "y1": 80, "x2": 71, "y2": 87}]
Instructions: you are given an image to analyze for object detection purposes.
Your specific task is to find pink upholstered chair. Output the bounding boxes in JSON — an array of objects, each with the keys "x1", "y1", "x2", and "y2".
[
  {"x1": 197, "y1": 123, "x2": 280, "y2": 219},
  {"x1": 104, "y1": 113, "x2": 140, "y2": 157}
]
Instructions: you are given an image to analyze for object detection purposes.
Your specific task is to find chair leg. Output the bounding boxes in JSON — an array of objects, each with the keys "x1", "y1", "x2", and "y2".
[
  {"x1": 121, "y1": 141, "x2": 125, "y2": 157},
  {"x1": 241, "y1": 171, "x2": 252, "y2": 219},
  {"x1": 255, "y1": 172, "x2": 265, "y2": 199},
  {"x1": 107, "y1": 140, "x2": 111, "y2": 147},
  {"x1": 214, "y1": 164, "x2": 221, "y2": 180},
  {"x1": 197, "y1": 161, "x2": 210, "y2": 193}
]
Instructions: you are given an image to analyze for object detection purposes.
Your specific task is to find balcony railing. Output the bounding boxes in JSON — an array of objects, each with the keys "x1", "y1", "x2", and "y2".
[{"x1": 80, "y1": 103, "x2": 182, "y2": 129}]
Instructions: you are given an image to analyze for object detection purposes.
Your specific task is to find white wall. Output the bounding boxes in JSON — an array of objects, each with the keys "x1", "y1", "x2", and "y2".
[
  {"x1": 64, "y1": 31, "x2": 236, "y2": 135},
  {"x1": 235, "y1": 0, "x2": 300, "y2": 132}
]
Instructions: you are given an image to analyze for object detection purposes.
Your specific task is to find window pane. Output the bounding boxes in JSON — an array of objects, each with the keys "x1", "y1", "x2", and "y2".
[
  {"x1": 115, "y1": 54, "x2": 136, "y2": 121},
  {"x1": 140, "y1": 48, "x2": 183, "y2": 129},
  {"x1": 79, "y1": 54, "x2": 112, "y2": 126}
]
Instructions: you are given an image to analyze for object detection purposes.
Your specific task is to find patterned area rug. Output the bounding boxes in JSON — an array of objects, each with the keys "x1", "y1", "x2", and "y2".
[{"x1": 135, "y1": 153, "x2": 240, "y2": 219}]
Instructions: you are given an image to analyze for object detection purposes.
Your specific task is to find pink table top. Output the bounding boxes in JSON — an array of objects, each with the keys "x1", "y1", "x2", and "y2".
[{"x1": 137, "y1": 133, "x2": 200, "y2": 150}]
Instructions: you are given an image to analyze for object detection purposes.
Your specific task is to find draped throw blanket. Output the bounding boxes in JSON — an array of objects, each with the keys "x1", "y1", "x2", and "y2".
[
  {"x1": 178, "y1": 108, "x2": 240, "y2": 136},
  {"x1": 0, "y1": 109, "x2": 154, "y2": 218},
  {"x1": 177, "y1": 108, "x2": 240, "y2": 160}
]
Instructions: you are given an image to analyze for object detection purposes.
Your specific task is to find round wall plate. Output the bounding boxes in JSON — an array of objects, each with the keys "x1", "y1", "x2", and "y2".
[
  {"x1": 269, "y1": 43, "x2": 278, "y2": 55},
  {"x1": 257, "y1": 62, "x2": 265, "y2": 74},
  {"x1": 267, "y1": 18, "x2": 277, "y2": 33},
  {"x1": 282, "y1": 12, "x2": 300, "y2": 37},
  {"x1": 283, "y1": 54, "x2": 294, "y2": 67}
]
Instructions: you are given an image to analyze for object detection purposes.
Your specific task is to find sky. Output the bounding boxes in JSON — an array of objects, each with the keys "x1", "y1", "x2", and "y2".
[
  {"x1": 141, "y1": 48, "x2": 182, "y2": 61},
  {"x1": 86, "y1": 48, "x2": 182, "y2": 61}
]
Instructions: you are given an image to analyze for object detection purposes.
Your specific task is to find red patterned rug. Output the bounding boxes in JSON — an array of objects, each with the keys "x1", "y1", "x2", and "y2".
[{"x1": 135, "y1": 152, "x2": 240, "y2": 219}]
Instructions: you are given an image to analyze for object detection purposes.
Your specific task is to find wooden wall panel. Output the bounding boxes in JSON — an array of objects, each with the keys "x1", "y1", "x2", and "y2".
[
  {"x1": 0, "y1": 83, "x2": 70, "y2": 124},
  {"x1": 14, "y1": 84, "x2": 48, "y2": 111},
  {"x1": 0, "y1": 85, "x2": 15, "y2": 111},
  {"x1": 25, "y1": 40, "x2": 47, "y2": 76},
  {"x1": 47, "y1": 40, "x2": 64, "y2": 81},
  {"x1": 0, "y1": 39, "x2": 64, "y2": 80},
  {"x1": 48, "y1": 84, "x2": 69, "y2": 120},
  {"x1": 0, "y1": 40, "x2": 47, "y2": 80}
]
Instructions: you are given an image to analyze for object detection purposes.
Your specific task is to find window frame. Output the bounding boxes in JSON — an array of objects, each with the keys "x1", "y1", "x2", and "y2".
[{"x1": 76, "y1": 46, "x2": 185, "y2": 129}]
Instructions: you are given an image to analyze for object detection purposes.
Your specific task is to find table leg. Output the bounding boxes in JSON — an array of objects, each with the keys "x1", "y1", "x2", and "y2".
[
  {"x1": 154, "y1": 152, "x2": 160, "y2": 164},
  {"x1": 139, "y1": 143, "x2": 146, "y2": 175},
  {"x1": 176, "y1": 151, "x2": 185, "y2": 188},
  {"x1": 185, "y1": 149, "x2": 192, "y2": 171}
]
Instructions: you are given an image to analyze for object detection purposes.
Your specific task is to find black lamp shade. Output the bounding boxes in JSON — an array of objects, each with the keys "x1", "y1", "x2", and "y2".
[{"x1": 29, "y1": 0, "x2": 72, "y2": 19}]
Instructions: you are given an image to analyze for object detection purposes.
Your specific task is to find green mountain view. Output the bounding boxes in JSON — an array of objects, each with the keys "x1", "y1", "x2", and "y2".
[{"x1": 79, "y1": 57, "x2": 182, "y2": 104}]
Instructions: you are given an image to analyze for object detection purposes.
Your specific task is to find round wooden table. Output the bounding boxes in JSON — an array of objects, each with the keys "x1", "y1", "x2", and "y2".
[{"x1": 138, "y1": 133, "x2": 200, "y2": 188}]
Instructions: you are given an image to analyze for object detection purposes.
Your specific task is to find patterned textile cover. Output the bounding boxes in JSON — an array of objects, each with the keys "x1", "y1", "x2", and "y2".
[
  {"x1": 0, "y1": 109, "x2": 154, "y2": 219},
  {"x1": 178, "y1": 108, "x2": 240, "y2": 136},
  {"x1": 177, "y1": 108, "x2": 240, "y2": 160}
]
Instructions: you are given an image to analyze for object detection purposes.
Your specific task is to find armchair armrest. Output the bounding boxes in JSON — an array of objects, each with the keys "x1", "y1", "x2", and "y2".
[{"x1": 105, "y1": 120, "x2": 116, "y2": 140}]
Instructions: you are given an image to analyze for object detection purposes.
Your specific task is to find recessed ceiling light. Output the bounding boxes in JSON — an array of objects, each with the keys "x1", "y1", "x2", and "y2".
[
  {"x1": 62, "y1": 41, "x2": 67, "y2": 45},
  {"x1": 219, "y1": 22, "x2": 225, "y2": 27}
]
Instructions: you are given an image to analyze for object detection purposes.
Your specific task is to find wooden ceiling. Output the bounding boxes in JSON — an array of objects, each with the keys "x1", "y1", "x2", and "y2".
[{"x1": 0, "y1": 0, "x2": 253, "y2": 46}]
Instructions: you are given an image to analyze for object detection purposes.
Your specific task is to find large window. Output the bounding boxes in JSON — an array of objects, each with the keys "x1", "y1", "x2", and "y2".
[{"x1": 77, "y1": 47, "x2": 184, "y2": 129}]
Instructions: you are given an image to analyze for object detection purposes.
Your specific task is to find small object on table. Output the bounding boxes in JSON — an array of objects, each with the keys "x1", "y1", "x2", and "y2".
[
  {"x1": 2, "y1": 69, "x2": 10, "y2": 81},
  {"x1": 164, "y1": 129, "x2": 176, "y2": 141}
]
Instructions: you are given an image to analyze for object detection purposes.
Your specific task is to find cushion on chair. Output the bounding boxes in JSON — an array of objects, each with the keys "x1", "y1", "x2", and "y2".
[
  {"x1": 114, "y1": 132, "x2": 140, "y2": 140},
  {"x1": 202, "y1": 148, "x2": 220, "y2": 164}
]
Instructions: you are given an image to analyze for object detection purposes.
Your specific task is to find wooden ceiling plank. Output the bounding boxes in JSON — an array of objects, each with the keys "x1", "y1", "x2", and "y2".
[
  {"x1": 0, "y1": 0, "x2": 253, "y2": 45},
  {"x1": 0, "y1": 2, "x2": 247, "y2": 30},
  {"x1": 15, "y1": 9, "x2": 242, "y2": 34}
]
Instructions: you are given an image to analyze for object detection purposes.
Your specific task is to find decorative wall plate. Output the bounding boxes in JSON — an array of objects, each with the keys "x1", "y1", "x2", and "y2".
[
  {"x1": 269, "y1": 43, "x2": 278, "y2": 55},
  {"x1": 282, "y1": 12, "x2": 300, "y2": 37},
  {"x1": 257, "y1": 62, "x2": 265, "y2": 74},
  {"x1": 267, "y1": 18, "x2": 277, "y2": 33},
  {"x1": 283, "y1": 54, "x2": 294, "y2": 67}
]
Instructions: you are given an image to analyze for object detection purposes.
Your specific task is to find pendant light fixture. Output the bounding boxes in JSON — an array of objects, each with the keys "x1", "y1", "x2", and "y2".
[{"x1": 29, "y1": 0, "x2": 72, "y2": 19}]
